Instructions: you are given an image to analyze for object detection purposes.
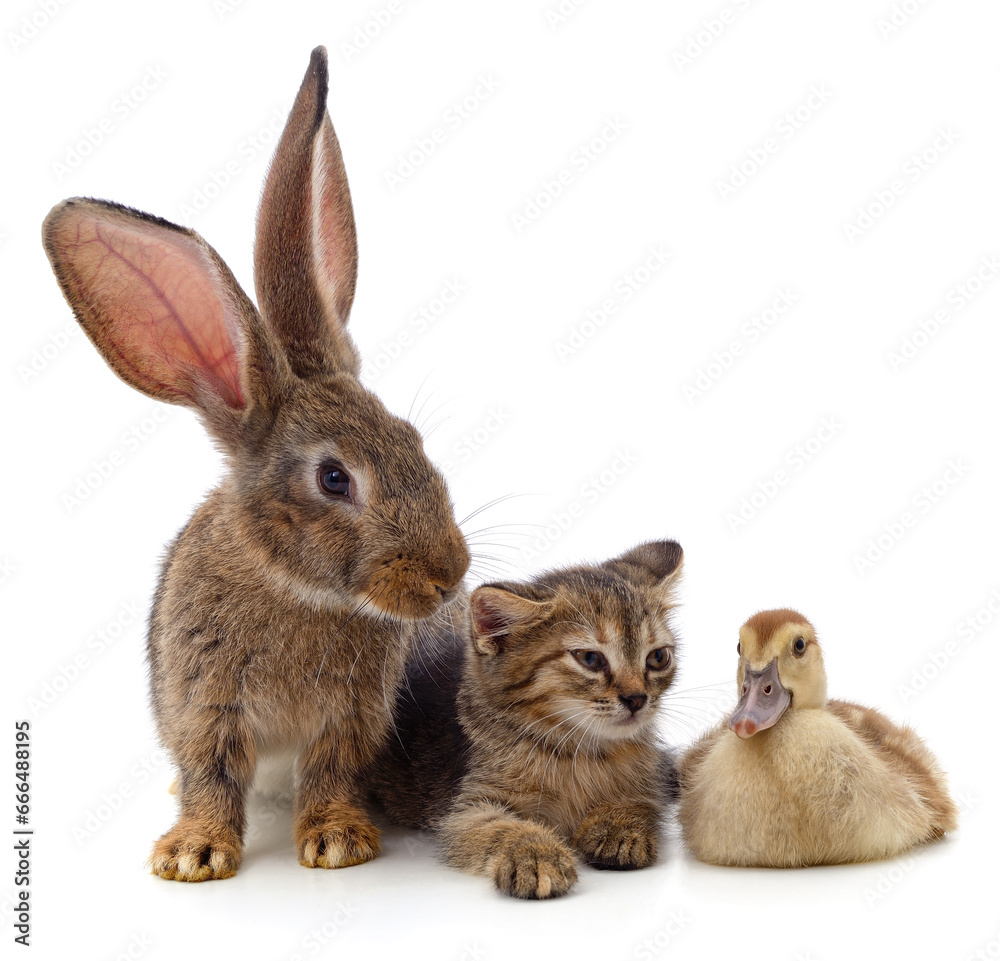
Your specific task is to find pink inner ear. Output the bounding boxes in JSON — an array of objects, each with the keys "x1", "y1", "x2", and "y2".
[
  {"x1": 310, "y1": 122, "x2": 358, "y2": 324},
  {"x1": 59, "y1": 212, "x2": 245, "y2": 409},
  {"x1": 471, "y1": 603, "x2": 506, "y2": 640}
]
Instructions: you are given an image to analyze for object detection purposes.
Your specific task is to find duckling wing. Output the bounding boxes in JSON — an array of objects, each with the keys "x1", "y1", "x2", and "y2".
[{"x1": 827, "y1": 699, "x2": 958, "y2": 837}]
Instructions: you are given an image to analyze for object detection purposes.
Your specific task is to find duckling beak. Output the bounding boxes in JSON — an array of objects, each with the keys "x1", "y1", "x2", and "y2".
[{"x1": 728, "y1": 658, "x2": 790, "y2": 739}]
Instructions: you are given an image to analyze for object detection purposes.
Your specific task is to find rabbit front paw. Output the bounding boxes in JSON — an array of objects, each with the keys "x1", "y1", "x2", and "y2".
[
  {"x1": 295, "y1": 801, "x2": 381, "y2": 869},
  {"x1": 149, "y1": 821, "x2": 242, "y2": 882}
]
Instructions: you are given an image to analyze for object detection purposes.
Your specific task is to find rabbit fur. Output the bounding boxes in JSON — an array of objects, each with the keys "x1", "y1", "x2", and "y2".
[{"x1": 42, "y1": 47, "x2": 470, "y2": 881}]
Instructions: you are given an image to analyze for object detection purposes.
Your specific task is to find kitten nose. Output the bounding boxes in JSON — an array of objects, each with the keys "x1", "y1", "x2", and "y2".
[{"x1": 618, "y1": 693, "x2": 647, "y2": 715}]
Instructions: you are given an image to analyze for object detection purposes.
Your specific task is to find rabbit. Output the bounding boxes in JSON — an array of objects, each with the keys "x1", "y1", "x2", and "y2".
[{"x1": 41, "y1": 46, "x2": 470, "y2": 882}]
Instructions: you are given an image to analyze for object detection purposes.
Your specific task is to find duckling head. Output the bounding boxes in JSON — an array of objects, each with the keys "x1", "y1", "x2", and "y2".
[{"x1": 728, "y1": 609, "x2": 827, "y2": 739}]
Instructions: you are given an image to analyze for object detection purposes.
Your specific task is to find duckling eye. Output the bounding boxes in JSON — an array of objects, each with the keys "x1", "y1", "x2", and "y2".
[
  {"x1": 572, "y1": 650, "x2": 607, "y2": 672},
  {"x1": 736, "y1": 641, "x2": 741, "y2": 655},
  {"x1": 793, "y1": 636, "x2": 806, "y2": 657},
  {"x1": 646, "y1": 647, "x2": 672, "y2": 671}
]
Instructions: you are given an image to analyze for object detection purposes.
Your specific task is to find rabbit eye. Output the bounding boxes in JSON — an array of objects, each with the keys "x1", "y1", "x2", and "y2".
[
  {"x1": 572, "y1": 650, "x2": 607, "y2": 672},
  {"x1": 317, "y1": 464, "x2": 352, "y2": 499},
  {"x1": 646, "y1": 647, "x2": 671, "y2": 670}
]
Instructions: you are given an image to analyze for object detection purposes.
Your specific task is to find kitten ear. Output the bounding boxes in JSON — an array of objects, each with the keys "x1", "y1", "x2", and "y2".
[
  {"x1": 470, "y1": 586, "x2": 550, "y2": 656},
  {"x1": 611, "y1": 540, "x2": 683, "y2": 595}
]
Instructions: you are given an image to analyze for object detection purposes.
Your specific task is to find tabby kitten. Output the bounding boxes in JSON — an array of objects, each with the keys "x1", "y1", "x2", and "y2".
[{"x1": 372, "y1": 540, "x2": 683, "y2": 899}]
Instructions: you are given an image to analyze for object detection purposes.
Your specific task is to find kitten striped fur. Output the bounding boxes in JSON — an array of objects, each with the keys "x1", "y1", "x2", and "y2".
[{"x1": 372, "y1": 540, "x2": 683, "y2": 899}]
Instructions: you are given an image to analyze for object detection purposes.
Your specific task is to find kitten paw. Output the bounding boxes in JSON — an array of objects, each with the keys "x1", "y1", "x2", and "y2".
[
  {"x1": 149, "y1": 822, "x2": 242, "y2": 881},
  {"x1": 490, "y1": 836, "x2": 578, "y2": 899},
  {"x1": 295, "y1": 802, "x2": 380, "y2": 869},
  {"x1": 573, "y1": 808, "x2": 658, "y2": 870}
]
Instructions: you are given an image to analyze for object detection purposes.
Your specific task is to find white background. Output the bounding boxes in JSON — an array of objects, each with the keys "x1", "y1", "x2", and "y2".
[{"x1": 3, "y1": 0, "x2": 999, "y2": 958}]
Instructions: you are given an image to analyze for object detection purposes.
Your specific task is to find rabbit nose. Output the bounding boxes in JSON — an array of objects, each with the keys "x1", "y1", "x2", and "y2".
[
  {"x1": 434, "y1": 530, "x2": 470, "y2": 591},
  {"x1": 618, "y1": 693, "x2": 647, "y2": 715},
  {"x1": 434, "y1": 583, "x2": 458, "y2": 603}
]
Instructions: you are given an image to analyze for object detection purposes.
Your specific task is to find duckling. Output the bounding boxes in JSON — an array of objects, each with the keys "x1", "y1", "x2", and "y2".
[{"x1": 678, "y1": 609, "x2": 957, "y2": 867}]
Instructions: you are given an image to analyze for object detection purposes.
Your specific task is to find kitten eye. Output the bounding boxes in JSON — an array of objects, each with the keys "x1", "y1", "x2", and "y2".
[
  {"x1": 571, "y1": 649, "x2": 607, "y2": 672},
  {"x1": 317, "y1": 463, "x2": 353, "y2": 499},
  {"x1": 793, "y1": 636, "x2": 806, "y2": 657},
  {"x1": 646, "y1": 647, "x2": 672, "y2": 671}
]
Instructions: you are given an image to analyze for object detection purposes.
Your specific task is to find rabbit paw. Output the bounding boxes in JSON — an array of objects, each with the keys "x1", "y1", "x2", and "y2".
[
  {"x1": 489, "y1": 834, "x2": 578, "y2": 900},
  {"x1": 295, "y1": 802, "x2": 381, "y2": 869},
  {"x1": 573, "y1": 806, "x2": 658, "y2": 870},
  {"x1": 149, "y1": 822, "x2": 242, "y2": 882}
]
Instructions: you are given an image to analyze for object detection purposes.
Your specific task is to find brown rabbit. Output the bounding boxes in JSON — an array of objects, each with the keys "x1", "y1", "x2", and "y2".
[{"x1": 42, "y1": 47, "x2": 469, "y2": 882}]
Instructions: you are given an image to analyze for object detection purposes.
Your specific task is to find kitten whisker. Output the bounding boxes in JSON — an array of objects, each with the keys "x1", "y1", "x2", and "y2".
[
  {"x1": 570, "y1": 714, "x2": 602, "y2": 785},
  {"x1": 534, "y1": 708, "x2": 595, "y2": 798},
  {"x1": 664, "y1": 680, "x2": 734, "y2": 695}
]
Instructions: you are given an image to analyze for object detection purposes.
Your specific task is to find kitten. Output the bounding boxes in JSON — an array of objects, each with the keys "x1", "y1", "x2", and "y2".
[{"x1": 371, "y1": 540, "x2": 683, "y2": 899}]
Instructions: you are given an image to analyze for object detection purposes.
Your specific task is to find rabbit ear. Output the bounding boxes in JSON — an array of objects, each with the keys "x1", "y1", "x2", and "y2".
[
  {"x1": 43, "y1": 198, "x2": 281, "y2": 437},
  {"x1": 254, "y1": 45, "x2": 360, "y2": 379}
]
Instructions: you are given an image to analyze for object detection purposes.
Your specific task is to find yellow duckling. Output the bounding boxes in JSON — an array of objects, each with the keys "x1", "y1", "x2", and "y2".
[{"x1": 679, "y1": 609, "x2": 957, "y2": 867}]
